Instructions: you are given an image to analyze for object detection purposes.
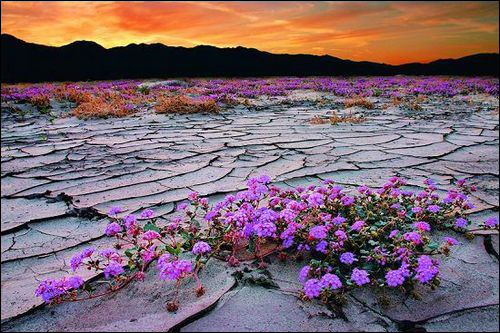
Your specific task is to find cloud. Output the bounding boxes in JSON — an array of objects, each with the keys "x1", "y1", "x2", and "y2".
[{"x1": 1, "y1": 1, "x2": 498, "y2": 64}]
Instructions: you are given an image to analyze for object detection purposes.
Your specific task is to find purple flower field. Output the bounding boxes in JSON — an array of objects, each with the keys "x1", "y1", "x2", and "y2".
[{"x1": 2, "y1": 76, "x2": 498, "y2": 119}]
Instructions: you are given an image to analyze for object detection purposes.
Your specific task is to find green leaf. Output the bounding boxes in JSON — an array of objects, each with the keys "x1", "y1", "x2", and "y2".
[
  {"x1": 248, "y1": 237, "x2": 257, "y2": 253},
  {"x1": 176, "y1": 242, "x2": 183, "y2": 255},
  {"x1": 192, "y1": 219, "x2": 201, "y2": 228},
  {"x1": 426, "y1": 242, "x2": 439, "y2": 251},
  {"x1": 165, "y1": 245, "x2": 177, "y2": 256},
  {"x1": 356, "y1": 206, "x2": 366, "y2": 218},
  {"x1": 180, "y1": 231, "x2": 192, "y2": 242},
  {"x1": 124, "y1": 246, "x2": 138, "y2": 258},
  {"x1": 361, "y1": 262, "x2": 377, "y2": 271},
  {"x1": 144, "y1": 223, "x2": 161, "y2": 233}
]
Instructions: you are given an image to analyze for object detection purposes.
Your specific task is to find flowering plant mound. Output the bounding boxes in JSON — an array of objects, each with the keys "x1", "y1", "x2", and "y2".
[
  {"x1": 35, "y1": 176, "x2": 498, "y2": 311},
  {"x1": 154, "y1": 95, "x2": 220, "y2": 114}
]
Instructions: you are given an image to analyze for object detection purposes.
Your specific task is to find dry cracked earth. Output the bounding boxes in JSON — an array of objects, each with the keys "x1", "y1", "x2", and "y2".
[{"x1": 1, "y1": 91, "x2": 499, "y2": 332}]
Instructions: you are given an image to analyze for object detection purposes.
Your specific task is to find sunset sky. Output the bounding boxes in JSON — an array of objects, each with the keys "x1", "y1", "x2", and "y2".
[{"x1": 1, "y1": 1, "x2": 499, "y2": 64}]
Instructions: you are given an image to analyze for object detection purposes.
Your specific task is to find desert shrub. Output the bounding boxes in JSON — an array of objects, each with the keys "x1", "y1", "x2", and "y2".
[
  {"x1": 154, "y1": 96, "x2": 219, "y2": 114},
  {"x1": 54, "y1": 87, "x2": 94, "y2": 104},
  {"x1": 71, "y1": 96, "x2": 136, "y2": 119},
  {"x1": 35, "y1": 176, "x2": 497, "y2": 312},
  {"x1": 30, "y1": 94, "x2": 51, "y2": 109},
  {"x1": 344, "y1": 97, "x2": 374, "y2": 109},
  {"x1": 392, "y1": 95, "x2": 426, "y2": 111}
]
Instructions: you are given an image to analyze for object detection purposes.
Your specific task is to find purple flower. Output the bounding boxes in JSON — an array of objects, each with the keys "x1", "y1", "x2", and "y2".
[
  {"x1": 157, "y1": 253, "x2": 171, "y2": 268},
  {"x1": 389, "y1": 230, "x2": 400, "y2": 239},
  {"x1": 35, "y1": 279, "x2": 66, "y2": 303},
  {"x1": 141, "y1": 245, "x2": 157, "y2": 263},
  {"x1": 358, "y1": 185, "x2": 370, "y2": 194},
  {"x1": 104, "y1": 262, "x2": 125, "y2": 279},
  {"x1": 258, "y1": 175, "x2": 271, "y2": 184},
  {"x1": 188, "y1": 191, "x2": 199, "y2": 201},
  {"x1": 427, "y1": 205, "x2": 441, "y2": 213},
  {"x1": 269, "y1": 197, "x2": 281, "y2": 207},
  {"x1": 123, "y1": 214, "x2": 137, "y2": 228},
  {"x1": 320, "y1": 273, "x2": 342, "y2": 290},
  {"x1": 414, "y1": 221, "x2": 431, "y2": 232},
  {"x1": 143, "y1": 230, "x2": 160, "y2": 241},
  {"x1": 341, "y1": 196, "x2": 355, "y2": 206},
  {"x1": 159, "y1": 259, "x2": 193, "y2": 280},
  {"x1": 417, "y1": 192, "x2": 428, "y2": 200},
  {"x1": 65, "y1": 276, "x2": 84, "y2": 289},
  {"x1": 140, "y1": 209, "x2": 155, "y2": 219},
  {"x1": 105, "y1": 222, "x2": 122, "y2": 236},
  {"x1": 351, "y1": 220, "x2": 365, "y2": 232},
  {"x1": 315, "y1": 240, "x2": 328, "y2": 253},
  {"x1": 81, "y1": 247, "x2": 95, "y2": 258},
  {"x1": 224, "y1": 194, "x2": 236, "y2": 205},
  {"x1": 177, "y1": 203, "x2": 188, "y2": 211},
  {"x1": 455, "y1": 217, "x2": 468, "y2": 228},
  {"x1": 444, "y1": 237, "x2": 459, "y2": 246},
  {"x1": 307, "y1": 192, "x2": 324, "y2": 208},
  {"x1": 442, "y1": 197, "x2": 453, "y2": 204},
  {"x1": 299, "y1": 265, "x2": 311, "y2": 283},
  {"x1": 282, "y1": 236, "x2": 294, "y2": 248},
  {"x1": 192, "y1": 241, "x2": 212, "y2": 255},
  {"x1": 386, "y1": 269, "x2": 405, "y2": 287},
  {"x1": 109, "y1": 207, "x2": 122, "y2": 215},
  {"x1": 255, "y1": 222, "x2": 277, "y2": 238},
  {"x1": 403, "y1": 232, "x2": 423, "y2": 245},
  {"x1": 340, "y1": 252, "x2": 356, "y2": 265},
  {"x1": 389, "y1": 176, "x2": 400, "y2": 183},
  {"x1": 485, "y1": 217, "x2": 499, "y2": 228},
  {"x1": 304, "y1": 279, "x2": 322, "y2": 298},
  {"x1": 464, "y1": 201, "x2": 475, "y2": 210},
  {"x1": 205, "y1": 210, "x2": 218, "y2": 221},
  {"x1": 100, "y1": 248, "x2": 117, "y2": 259},
  {"x1": 412, "y1": 207, "x2": 423, "y2": 214},
  {"x1": 415, "y1": 255, "x2": 439, "y2": 284},
  {"x1": 70, "y1": 254, "x2": 83, "y2": 272},
  {"x1": 332, "y1": 215, "x2": 346, "y2": 225},
  {"x1": 391, "y1": 203, "x2": 401, "y2": 209},
  {"x1": 309, "y1": 226, "x2": 327, "y2": 240},
  {"x1": 335, "y1": 230, "x2": 347, "y2": 241},
  {"x1": 351, "y1": 268, "x2": 370, "y2": 286},
  {"x1": 402, "y1": 191, "x2": 414, "y2": 197},
  {"x1": 424, "y1": 178, "x2": 435, "y2": 186},
  {"x1": 280, "y1": 209, "x2": 297, "y2": 222}
]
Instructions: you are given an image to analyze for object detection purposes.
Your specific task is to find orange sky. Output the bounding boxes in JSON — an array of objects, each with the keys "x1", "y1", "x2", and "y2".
[{"x1": 1, "y1": 1, "x2": 499, "y2": 64}]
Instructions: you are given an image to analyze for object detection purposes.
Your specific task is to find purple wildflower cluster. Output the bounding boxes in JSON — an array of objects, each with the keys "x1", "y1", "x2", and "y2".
[
  {"x1": 35, "y1": 276, "x2": 84, "y2": 303},
  {"x1": 385, "y1": 263, "x2": 411, "y2": 287},
  {"x1": 157, "y1": 255, "x2": 193, "y2": 281},
  {"x1": 415, "y1": 256, "x2": 440, "y2": 284},
  {"x1": 192, "y1": 241, "x2": 212, "y2": 255},
  {"x1": 35, "y1": 175, "x2": 494, "y2": 311},
  {"x1": 351, "y1": 269, "x2": 370, "y2": 286}
]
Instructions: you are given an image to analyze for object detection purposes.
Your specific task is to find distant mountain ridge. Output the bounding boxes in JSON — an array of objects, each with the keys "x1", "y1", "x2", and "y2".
[{"x1": 1, "y1": 34, "x2": 498, "y2": 83}]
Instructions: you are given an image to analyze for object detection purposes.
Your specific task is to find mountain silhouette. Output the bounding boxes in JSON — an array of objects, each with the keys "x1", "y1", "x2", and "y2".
[{"x1": 1, "y1": 34, "x2": 498, "y2": 83}]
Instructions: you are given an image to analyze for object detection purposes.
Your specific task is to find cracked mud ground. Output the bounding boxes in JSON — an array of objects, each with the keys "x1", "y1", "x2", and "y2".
[{"x1": 1, "y1": 91, "x2": 499, "y2": 332}]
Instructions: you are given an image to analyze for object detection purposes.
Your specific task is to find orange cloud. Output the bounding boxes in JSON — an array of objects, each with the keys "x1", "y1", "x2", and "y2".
[{"x1": 1, "y1": 1, "x2": 498, "y2": 64}]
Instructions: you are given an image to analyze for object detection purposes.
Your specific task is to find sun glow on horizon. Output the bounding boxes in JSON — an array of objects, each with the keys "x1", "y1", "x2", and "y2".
[{"x1": 1, "y1": 1, "x2": 498, "y2": 65}]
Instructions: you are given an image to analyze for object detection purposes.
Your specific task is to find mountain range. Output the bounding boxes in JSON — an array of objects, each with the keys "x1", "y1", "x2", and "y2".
[{"x1": 1, "y1": 34, "x2": 499, "y2": 83}]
